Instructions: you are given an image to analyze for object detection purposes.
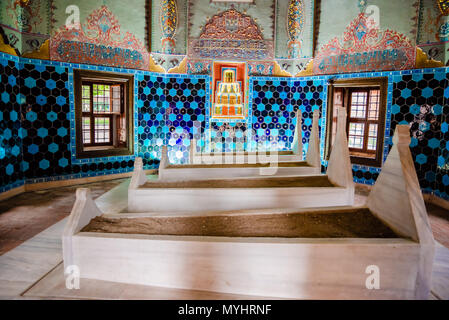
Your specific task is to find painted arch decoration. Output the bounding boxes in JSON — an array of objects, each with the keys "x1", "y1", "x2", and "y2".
[
  {"x1": 188, "y1": 8, "x2": 274, "y2": 61},
  {"x1": 314, "y1": 13, "x2": 416, "y2": 75},
  {"x1": 50, "y1": 5, "x2": 150, "y2": 70}
]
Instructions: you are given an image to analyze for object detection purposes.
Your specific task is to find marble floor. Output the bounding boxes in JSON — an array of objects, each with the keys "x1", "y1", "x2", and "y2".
[
  {"x1": 0, "y1": 179, "x2": 127, "y2": 255},
  {"x1": 0, "y1": 177, "x2": 448, "y2": 300}
]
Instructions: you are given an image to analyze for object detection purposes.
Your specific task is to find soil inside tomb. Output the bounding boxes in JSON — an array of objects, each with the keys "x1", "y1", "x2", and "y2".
[
  {"x1": 167, "y1": 161, "x2": 311, "y2": 169},
  {"x1": 142, "y1": 175, "x2": 335, "y2": 189},
  {"x1": 82, "y1": 208, "x2": 399, "y2": 238}
]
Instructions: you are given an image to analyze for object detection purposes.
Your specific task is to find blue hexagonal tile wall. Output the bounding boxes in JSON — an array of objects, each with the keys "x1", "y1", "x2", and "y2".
[
  {"x1": 0, "y1": 57, "x2": 22, "y2": 192},
  {"x1": 1, "y1": 52, "x2": 449, "y2": 201}
]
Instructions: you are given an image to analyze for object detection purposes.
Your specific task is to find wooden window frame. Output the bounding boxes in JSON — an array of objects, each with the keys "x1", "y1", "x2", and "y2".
[
  {"x1": 325, "y1": 77, "x2": 388, "y2": 168},
  {"x1": 347, "y1": 88, "x2": 379, "y2": 156},
  {"x1": 74, "y1": 69, "x2": 134, "y2": 159},
  {"x1": 81, "y1": 82, "x2": 117, "y2": 148}
]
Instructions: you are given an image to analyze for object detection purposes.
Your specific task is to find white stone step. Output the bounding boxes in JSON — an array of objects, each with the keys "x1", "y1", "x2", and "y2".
[{"x1": 128, "y1": 175, "x2": 354, "y2": 213}]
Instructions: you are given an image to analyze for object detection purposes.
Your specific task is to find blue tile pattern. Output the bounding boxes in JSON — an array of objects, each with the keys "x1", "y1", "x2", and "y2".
[
  {"x1": 137, "y1": 74, "x2": 208, "y2": 166},
  {"x1": 391, "y1": 72, "x2": 447, "y2": 195},
  {"x1": 0, "y1": 56, "x2": 23, "y2": 193},
  {"x1": 436, "y1": 74, "x2": 449, "y2": 200},
  {"x1": 20, "y1": 63, "x2": 71, "y2": 179},
  {"x1": 210, "y1": 122, "x2": 248, "y2": 152},
  {"x1": 250, "y1": 78, "x2": 324, "y2": 155},
  {"x1": 0, "y1": 51, "x2": 448, "y2": 201}
]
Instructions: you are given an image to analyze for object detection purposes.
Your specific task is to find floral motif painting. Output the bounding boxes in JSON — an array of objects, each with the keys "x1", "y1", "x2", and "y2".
[
  {"x1": 287, "y1": 0, "x2": 304, "y2": 59},
  {"x1": 6, "y1": 0, "x2": 43, "y2": 33},
  {"x1": 160, "y1": 0, "x2": 178, "y2": 54},
  {"x1": 186, "y1": 59, "x2": 211, "y2": 74},
  {"x1": 50, "y1": 5, "x2": 150, "y2": 70},
  {"x1": 314, "y1": 13, "x2": 416, "y2": 75},
  {"x1": 247, "y1": 61, "x2": 274, "y2": 76}
]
